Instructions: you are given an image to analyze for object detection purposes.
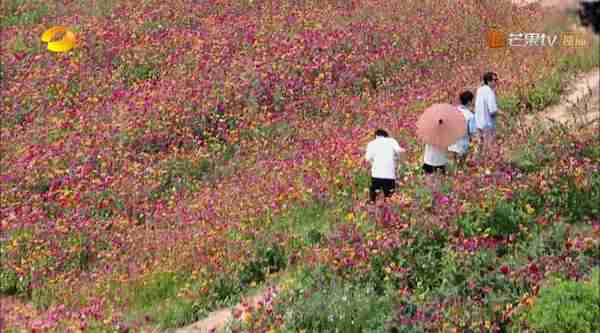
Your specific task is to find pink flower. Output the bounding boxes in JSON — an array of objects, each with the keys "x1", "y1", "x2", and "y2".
[{"x1": 438, "y1": 195, "x2": 449, "y2": 205}]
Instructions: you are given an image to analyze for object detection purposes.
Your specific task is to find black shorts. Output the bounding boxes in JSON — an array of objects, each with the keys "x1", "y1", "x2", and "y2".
[
  {"x1": 369, "y1": 177, "x2": 396, "y2": 202},
  {"x1": 422, "y1": 164, "x2": 446, "y2": 174}
]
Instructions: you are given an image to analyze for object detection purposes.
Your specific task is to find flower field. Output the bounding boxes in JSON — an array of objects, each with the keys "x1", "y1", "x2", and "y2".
[{"x1": 1, "y1": 0, "x2": 599, "y2": 331}]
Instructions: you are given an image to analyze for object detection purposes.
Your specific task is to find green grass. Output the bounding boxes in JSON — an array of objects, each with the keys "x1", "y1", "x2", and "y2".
[
  {"x1": 266, "y1": 199, "x2": 336, "y2": 249},
  {"x1": 229, "y1": 266, "x2": 394, "y2": 332},
  {"x1": 515, "y1": 268, "x2": 600, "y2": 333},
  {"x1": 130, "y1": 271, "x2": 188, "y2": 311},
  {"x1": 1, "y1": 0, "x2": 49, "y2": 28},
  {"x1": 527, "y1": 72, "x2": 563, "y2": 111}
]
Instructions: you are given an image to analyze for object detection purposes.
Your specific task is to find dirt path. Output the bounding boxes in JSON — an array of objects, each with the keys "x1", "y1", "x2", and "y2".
[
  {"x1": 172, "y1": 288, "x2": 275, "y2": 333},
  {"x1": 509, "y1": 0, "x2": 600, "y2": 129},
  {"x1": 511, "y1": 0, "x2": 579, "y2": 9},
  {"x1": 525, "y1": 69, "x2": 600, "y2": 128}
]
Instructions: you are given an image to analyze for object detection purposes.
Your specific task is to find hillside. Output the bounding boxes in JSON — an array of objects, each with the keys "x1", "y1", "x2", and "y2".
[{"x1": 1, "y1": 0, "x2": 599, "y2": 331}]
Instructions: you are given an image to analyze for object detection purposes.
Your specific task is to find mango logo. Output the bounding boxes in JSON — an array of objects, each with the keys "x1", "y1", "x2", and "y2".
[
  {"x1": 41, "y1": 26, "x2": 76, "y2": 52},
  {"x1": 486, "y1": 29, "x2": 507, "y2": 48}
]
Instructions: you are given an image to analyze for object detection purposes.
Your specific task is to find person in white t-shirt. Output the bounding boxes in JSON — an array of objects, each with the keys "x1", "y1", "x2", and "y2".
[
  {"x1": 365, "y1": 129, "x2": 406, "y2": 203},
  {"x1": 474, "y1": 72, "x2": 500, "y2": 160},
  {"x1": 448, "y1": 90, "x2": 477, "y2": 167},
  {"x1": 421, "y1": 143, "x2": 447, "y2": 209}
]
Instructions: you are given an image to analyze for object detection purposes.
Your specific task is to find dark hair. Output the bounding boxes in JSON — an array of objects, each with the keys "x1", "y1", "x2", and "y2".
[
  {"x1": 459, "y1": 90, "x2": 474, "y2": 106},
  {"x1": 483, "y1": 72, "x2": 497, "y2": 85},
  {"x1": 375, "y1": 129, "x2": 389, "y2": 137},
  {"x1": 579, "y1": 1, "x2": 600, "y2": 34}
]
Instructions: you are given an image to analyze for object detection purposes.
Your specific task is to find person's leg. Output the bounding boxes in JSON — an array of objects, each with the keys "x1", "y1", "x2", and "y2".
[
  {"x1": 369, "y1": 178, "x2": 383, "y2": 203},
  {"x1": 479, "y1": 129, "x2": 493, "y2": 167},
  {"x1": 453, "y1": 152, "x2": 465, "y2": 169},
  {"x1": 489, "y1": 128, "x2": 499, "y2": 160},
  {"x1": 369, "y1": 178, "x2": 378, "y2": 203},
  {"x1": 486, "y1": 129, "x2": 497, "y2": 160},
  {"x1": 382, "y1": 179, "x2": 395, "y2": 199},
  {"x1": 424, "y1": 164, "x2": 443, "y2": 209},
  {"x1": 450, "y1": 152, "x2": 458, "y2": 167},
  {"x1": 432, "y1": 167, "x2": 443, "y2": 192},
  {"x1": 459, "y1": 153, "x2": 468, "y2": 167},
  {"x1": 422, "y1": 164, "x2": 433, "y2": 190},
  {"x1": 475, "y1": 131, "x2": 485, "y2": 164}
]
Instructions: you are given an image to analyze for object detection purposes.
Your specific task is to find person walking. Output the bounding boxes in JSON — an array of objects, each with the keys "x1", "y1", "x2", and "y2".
[
  {"x1": 365, "y1": 129, "x2": 406, "y2": 203},
  {"x1": 448, "y1": 90, "x2": 477, "y2": 167},
  {"x1": 416, "y1": 103, "x2": 467, "y2": 210},
  {"x1": 474, "y1": 72, "x2": 500, "y2": 162}
]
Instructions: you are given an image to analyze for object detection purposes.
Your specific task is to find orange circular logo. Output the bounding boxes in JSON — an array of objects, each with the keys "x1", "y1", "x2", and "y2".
[{"x1": 41, "y1": 26, "x2": 76, "y2": 52}]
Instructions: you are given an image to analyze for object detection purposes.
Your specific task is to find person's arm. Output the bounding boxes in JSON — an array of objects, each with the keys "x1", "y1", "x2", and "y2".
[
  {"x1": 393, "y1": 140, "x2": 406, "y2": 162},
  {"x1": 468, "y1": 115, "x2": 477, "y2": 138},
  {"x1": 365, "y1": 144, "x2": 374, "y2": 163},
  {"x1": 488, "y1": 90, "x2": 499, "y2": 116}
]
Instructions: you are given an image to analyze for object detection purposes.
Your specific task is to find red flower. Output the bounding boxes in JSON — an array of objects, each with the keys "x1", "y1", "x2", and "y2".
[
  {"x1": 529, "y1": 263, "x2": 539, "y2": 274},
  {"x1": 500, "y1": 265, "x2": 510, "y2": 275}
]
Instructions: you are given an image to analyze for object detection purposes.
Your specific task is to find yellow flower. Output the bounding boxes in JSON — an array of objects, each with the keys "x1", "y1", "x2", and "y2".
[
  {"x1": 242, "y1": 311, "x2": 252, "y2": 323},
  {"x1": 525, "y1": 204, "x2": 535, "y2": 215}
]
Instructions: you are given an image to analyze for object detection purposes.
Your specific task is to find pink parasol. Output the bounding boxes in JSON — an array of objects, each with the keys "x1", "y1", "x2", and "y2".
[{"x1": 416, "y1": 103, "x2": 467, "y2": 149}]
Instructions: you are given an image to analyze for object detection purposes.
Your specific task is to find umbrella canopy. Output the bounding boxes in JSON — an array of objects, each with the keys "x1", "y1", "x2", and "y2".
[{"x1": 416, "y1": 103, "x2": 467, "y2": 149}]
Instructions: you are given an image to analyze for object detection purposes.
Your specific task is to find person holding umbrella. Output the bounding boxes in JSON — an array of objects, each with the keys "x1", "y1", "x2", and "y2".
[
  {"x1": 365, "y1": 129, "x2": 406, "y2": 203},
  {"x1": 416, "y1": 103, "x2": 467, "y2": 207}
]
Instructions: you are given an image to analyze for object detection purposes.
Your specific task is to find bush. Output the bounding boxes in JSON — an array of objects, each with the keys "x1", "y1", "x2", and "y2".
[
  {"x1": 517, "y1": 269, "x2": 600, "y2": 333},
  {"x1": 402, "y1": 227, "x2": 449, "y2": 292},
  {"x1": 545, "y1": 174, "x2": 600, "y2": 223},
  {"x1": 278, "y1": 270, "x2": 393, "y2": 333},
  {"x1": 527, "y1": 73, "x2": 562, "y2": 111},
  {"x1": 1, "y1": 0, "x2": 49, "y2": 28},
  {"x1": 149, "y1": 157, "x2": 212, "y2": 200},
  {"x1": 482, "y1": 201, "x2": 531, "y2": 239},
  {"x1": 121, "y1": 63, "x2": 160, "y2": 85},
  {"x1": 239, "y1": 243, "x2": 286, "y2": 287},
  {"x1": 130, "y1": 271, "x2": 187, "y2": 311}
]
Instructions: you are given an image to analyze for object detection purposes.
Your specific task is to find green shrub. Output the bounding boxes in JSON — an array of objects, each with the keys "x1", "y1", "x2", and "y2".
[
  {"x1": 277, "y1": 270, "x2": 393, "y2": 333},
  {"x1": 580, "y1": 145, "x2": 600, "y2": 160},
  {"x1": 130, "y1": 271, "x2": 187, "y2": 311},
  {"x1": 482, "y1": 201, "x2": 530, "y2": 239},
  {"x1": 527, "y1": 73, "x2": 562, "y2": 111},
  {"x1": 456, "y1": 213, "x2": 482, "y2": 237},
  {"x1": 239, "y1": 243, "x2": 286, "y2": 287},
  {"x1": 210, "y1": 274, "x2": 242, "y2": 305},
  {"x1": 546, "y1": 174, "x2": 600, "y2": 223},
  {"x1": 352, "y1": 169, "x2": 371, "y2": 196},
  {"x1": 0, "y1": 230, "x2": 35, "y2": 296},
  {"x1": 1, "y1": 1, "x2": 49, "y2": 28},
  {"x1": 149, "y1": 157, "x2": 212, "y2": 200},
  {"x1": 498, "y1": 94, "x2": 521, "y2": 116},
  {"x1": 0, "y1": 267, "x2": 21, "y2": 295},
  {"x1": 509, "y1": 147, "x2": 541, "y2": 173},
  {"x1": 158, "y1": 298, "x2": 204, "y2": 328},
  {"x1": 517, "y1": 269, "x2": 600, "y2": 333},
  {"x1": 268, "y1": 200, "x2": 333, "y2": 248},
  {"x1": 459, "y1": 192, "x2": 539, "y2": 240},
  {"x1": 402, "y1": 227, "x2": 449, "y2": 292}
]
